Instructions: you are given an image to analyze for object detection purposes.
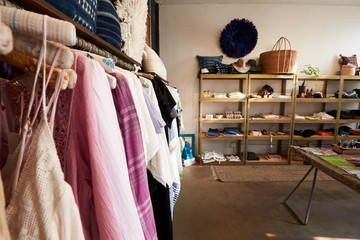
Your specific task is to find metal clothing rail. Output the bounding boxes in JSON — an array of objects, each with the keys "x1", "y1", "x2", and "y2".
[{"x1": 75, "y1": 38, "x2": 136, "y2": 71}]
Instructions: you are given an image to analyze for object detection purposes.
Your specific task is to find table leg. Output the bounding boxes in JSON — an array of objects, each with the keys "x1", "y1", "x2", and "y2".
[{"x1": 283, "y1": 166, "x2": 318, "y2": 225}]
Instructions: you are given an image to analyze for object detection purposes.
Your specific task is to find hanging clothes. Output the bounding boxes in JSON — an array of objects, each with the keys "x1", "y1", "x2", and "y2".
[
  {"x1": 111, "y1": 72, "x2": 157, "y2": 240},
  {"x1": 2, "y1": 56, "x2": 84, "y2": 239},
  {"x1": 91, "y1": 59, "x2": 144, "y2": 240},
  {"x1": 0, "y1": 173, "x2": 10, "y2": 240},
  {"x1": 116, "y1": 68, "x2": 160, "y2": 163},
  {"x1": 64, "y1": 52, "x2": 121, "y2": 240},
  {"x1": 139, "y1": 76, "x2": 176, "y2": 187}
]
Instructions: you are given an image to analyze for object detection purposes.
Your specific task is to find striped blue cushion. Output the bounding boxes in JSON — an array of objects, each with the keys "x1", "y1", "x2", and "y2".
[
  {"x1": 197, "y1": 56, "x2": 223, "y2": 75},
  {"x1": 96, "y1": 0, "x2": 122, "y2": 49},
  {"x1": 45, "y1": 0, "x2": 97, "y2": 33}
]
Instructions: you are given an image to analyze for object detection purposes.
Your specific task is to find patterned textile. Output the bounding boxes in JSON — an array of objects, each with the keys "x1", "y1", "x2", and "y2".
[
  {"x1": 216, "y1": 63, "x2": 232, "y2": 74},
  {"x1": 197, "y1": 55, "x2": 223, "y2": 75},
  {"x1": 44, "y1": 0, "x2": 97, "y2": 33},
  {"x1": 96, "y1": 0, "x2": 122, "y2": 49},
  {"x1": 112, "y1": 72, "x2": 157, "y2": 240},
  {"x1": 0, "y1": 51, "x2": 70, "y2": 90},
  {"x1": 4, "y1": 117, "x2": 85, "y2": 239},
  {"x1": 0, "y1": 6, "x2": 76, "y2": 46}
]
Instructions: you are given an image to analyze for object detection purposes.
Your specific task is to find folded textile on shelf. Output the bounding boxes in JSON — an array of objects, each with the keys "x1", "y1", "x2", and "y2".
[
  {"x1": 227, "y1": 91, "x2": 245, "y2": 98},
  {"x1": 206, "y1": 128, "x2": 220, "y2": 136},
  {"x1": 264, "y1": 153, "x2": 281, "y2": 160},
  {"x1": 222, "y1": 127, "x2": 241, "y2": 136},
  {"x1": 259, "y1": 113, "x2": 279, "y2": 119},
  {"x1": 315, "y1": 130, "x2": 333, "y2": 136},
  {"x1": 312, "y1": 112, "x2": 334, "y2": 120},
  {"x1": 249, "y1": 130, "x2": 262, "y2": 136},
  {"x1": 294, "y1": 129, "x2": 316, "y2": 137},
  {"x1": 243, "y1": 152, "x2": 259, "y2": 161},
  {"x1": 203, "y1": 151, "x2": 226, "y2": 162},
  {"x1": 213, "y1": 93, "x2": 227, "y2": 98},
  {"x1": 225, "y1": 155, "x2": 241, "y2": 162},
  {"x1": 335, "y1": 90, "x2": 358, "y2": 98},
  {"x1": 289, "y1": 114, "x2": 305, "y2": 119},
  {"x1": 305, "y1": 116, "x2": 320, "y2": 120}
]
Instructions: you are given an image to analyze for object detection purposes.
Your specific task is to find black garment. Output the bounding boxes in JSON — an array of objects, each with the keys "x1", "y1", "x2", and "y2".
[
  {"x1": 147, "y1": 170, "x2": 173, "y2": 240},
  {"x1": 243, "y1": 152, "x2": 259, "y2": 161},
  {"x1": 294, "y1": 129, "x2": 315, "y2": 137},
  {"x1": 150, "y1": 79, "x2": 177, "y2": 128}
]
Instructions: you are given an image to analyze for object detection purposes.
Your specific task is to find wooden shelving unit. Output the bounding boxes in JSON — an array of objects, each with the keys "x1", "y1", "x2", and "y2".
[{"x1": 198, "y1": 74, "x2": 360, "y2": 165}]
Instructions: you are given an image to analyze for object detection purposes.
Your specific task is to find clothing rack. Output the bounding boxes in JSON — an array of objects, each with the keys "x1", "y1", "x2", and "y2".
[{"x1": 76, "y1": 38, "x2": 136, "y2": 71}]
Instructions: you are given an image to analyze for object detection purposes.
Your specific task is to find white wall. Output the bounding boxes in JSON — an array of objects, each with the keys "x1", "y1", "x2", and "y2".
[{"x1": 159, "y1": 4, "x2": 360, "y2": 154}]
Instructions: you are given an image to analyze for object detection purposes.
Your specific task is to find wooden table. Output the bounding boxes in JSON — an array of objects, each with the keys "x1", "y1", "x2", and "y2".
[{"x1": 283, "y1": 146, "x2": 360, "y2": 225}]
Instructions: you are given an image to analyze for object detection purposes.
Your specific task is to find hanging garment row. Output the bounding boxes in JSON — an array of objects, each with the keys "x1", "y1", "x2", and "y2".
[{"x1": 0, "y1": 5, "x2": 184, "y2": 240}]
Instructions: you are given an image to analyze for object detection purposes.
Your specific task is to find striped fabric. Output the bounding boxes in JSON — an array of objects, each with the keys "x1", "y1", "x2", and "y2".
[
  {"x1": 45, "y1": 0, "x2": 97, "y2": 33},
  {"x1": 96, "y1": 0, "x2": 122, "y2": 49},
  {"x1": 112, "y1": 72, "x2": 158, "y2": 240},
  {"x1": 0, "y1": 6, "x2": 76, "y2": 46}
]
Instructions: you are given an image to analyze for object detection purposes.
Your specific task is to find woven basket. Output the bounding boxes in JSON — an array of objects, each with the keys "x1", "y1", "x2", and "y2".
[{"x1": 260, "y1": 37, "x2": 299, "y2": 74}]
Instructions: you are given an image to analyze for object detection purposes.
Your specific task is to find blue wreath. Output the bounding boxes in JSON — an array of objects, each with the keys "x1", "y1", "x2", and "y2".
[{"x1": 219, "y1": 18, "x2": 258, "y2": 58}]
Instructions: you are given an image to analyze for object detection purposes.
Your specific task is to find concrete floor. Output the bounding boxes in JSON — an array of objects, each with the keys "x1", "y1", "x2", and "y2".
[{"x1": 173, "y1": 165, "x2": 360, "y2": 240}]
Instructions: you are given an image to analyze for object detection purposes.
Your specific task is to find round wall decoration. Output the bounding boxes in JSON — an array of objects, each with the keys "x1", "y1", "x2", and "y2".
[{"x1": 219, "y1": 18, "x2": 258, "y2": 58}]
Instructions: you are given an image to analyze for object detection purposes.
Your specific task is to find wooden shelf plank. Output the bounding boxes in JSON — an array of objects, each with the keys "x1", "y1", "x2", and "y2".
[
  {"x1": 249, "y1": 119, "x2": 291, "y2": 123},
  {"x1": 201, "y1": 132, "x2": 244, "y2": 140},
  {"x1": 200, "y1": 74, "x2": 247, "y2": 79},
  {"x1": 297, "y1": 75, "x2": 341, "y2": 80},
  {"x1": 15, "y1": 0, "x2": 140, "y2": 66},
  {"x1": 296, "y1": 98, "x2": 338, "y2": 103},
  {"x1": 337, "y1": 135, "x2": 360, "y2": 140},
  {"x1": 247, "y1": 135, "x2": 290, "y2": 140},
  {"x1": 340, "y1": 99, "x2": 360, "y2": 103},
  {"x1": 248, "y1": 98, "x2": 292, "y2": 103},
  {"x1": 342, "y1": 76, "x2": 360, "y2": 80},
  {"x1": 201, "y1": 97, "x2": 246, "y2": 102},
  {"x1": 294, "y1": 119, "x2": 336, "y2": 124},
  {"x1": 249, "y1": 74, "x2": 295, "y2": 80},
  {"x1": 293, "y1": 135, "x2": 334, "y2": 141},
  {"x1": 201, "y1": 118, "x2": 245, "y2": 123},
  {"x1": 339, "y1": 119, "x2": 360, "y2": 123}
]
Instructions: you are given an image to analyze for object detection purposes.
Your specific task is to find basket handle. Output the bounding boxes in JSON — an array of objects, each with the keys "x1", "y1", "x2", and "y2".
[{"x1": 271, "y1": 37, "x2": 293, "y2": 73}]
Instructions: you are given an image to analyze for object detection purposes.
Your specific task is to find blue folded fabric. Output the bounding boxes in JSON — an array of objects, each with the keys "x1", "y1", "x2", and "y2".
[
  {"x1": 223, "y1": 127, "x2": 241, "y2": 136},
  {"x1": 207, "y1": 128, "x2": 220, "y2": 136}
]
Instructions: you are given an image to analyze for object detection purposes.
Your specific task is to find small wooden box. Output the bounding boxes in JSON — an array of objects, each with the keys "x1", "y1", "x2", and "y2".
[{"x1": 332, "y1": 144, "x2": 360, "y2": 154}]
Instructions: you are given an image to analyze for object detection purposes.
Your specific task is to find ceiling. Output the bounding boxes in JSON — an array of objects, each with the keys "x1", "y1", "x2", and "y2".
[{"x1": 154, "y1": 0, "x2": 360, "y2": 6}]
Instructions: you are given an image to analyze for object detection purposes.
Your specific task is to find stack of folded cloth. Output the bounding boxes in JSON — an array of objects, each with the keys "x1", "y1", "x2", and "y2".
[
  {"x1": 202, "y1": 151, "x2": 226, "y2": 163},
  {"x1": 222, "y1": 127, "x2": 242, "y2": 136},
  {"x1": 294, "y1": 129, "x2": 316, "y2": 137},
  {"x1": 326, "y1": 110, "x2": 360, "y2": 119},
  {"x1": 213, "y1": 93, "x2": 227, "y2": 98},
  {"x1": 259, "y1": 113, "x2": 279, "y2": 119},
  {"x1": 244, "y1": 152, "x2": 260, "y2": 161},
  {"x1": 312, "y1": 112, "x2": 334, "y2": 119},
  {"x1": 227, "y1": 91, "x2": 246, "y2": 98},
  {"x1": 225, "y1": 155, "x2": 241, "y2": 162},
  {"x1": 335, "y1": 90, "x2": 358, "y2": 98},
  {"x1": 206, "y1": 128, "x2": 220, "y2": 136},
  {"x1": 264, "y1": 153, "x2": 282, "y2": 160}
]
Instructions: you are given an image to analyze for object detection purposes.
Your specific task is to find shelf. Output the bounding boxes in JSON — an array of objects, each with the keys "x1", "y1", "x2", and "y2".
[
  {"x1": 342, "y1": 76, "x2": 360, "y2": 80},
  {"x1": 337, "y1": 135, "x2": 360, "y2": 140},
  {"x1": 15, "y1": 0, "x2": 140, "y2": 66},
  {"x1": 294, "y1": 119, "x2": 336, "y2": 124},
  {"x1": 247, "y1": 135, "x2": 290, "y2": 140},
  {"x1": 248, "y1": 98, "x2": 292, "y2": 103},
  {"x1": 246, "y1": 154, "x2": 288, "y2": 165},
  {"x1": 296, "y1": 98, "x2": 338, "y2": 103},
  {"x1": 249, "y1": 74, "x2": 295, "y2": 80},
  {"x1": 249, "y1": 119, "x2": 291, "y2": 123},
  {"x1": 200, "y1": 74, "x2": 247, "y2": 80},
  {"x1": 339, "y1": 119, "x2": 360, "y2": 123},
  {"x1": 201, "y1": 97, "x2": 246, "y2": 102},
  {"x1": 340, "y1": 99, "x2": 360, "y2": 103},
  {"x1": 201, "y1": 132, "x2": 244, "y2": 140},
  {"x1": 201, "y1": 118, "x2": 245, "y2": 123},
  {"x1": 293, "y1": 135, "x2": 334, "y2": 141},
  {"x1": 297, "y1": 75, "x2": 341, "y2": 80}
]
